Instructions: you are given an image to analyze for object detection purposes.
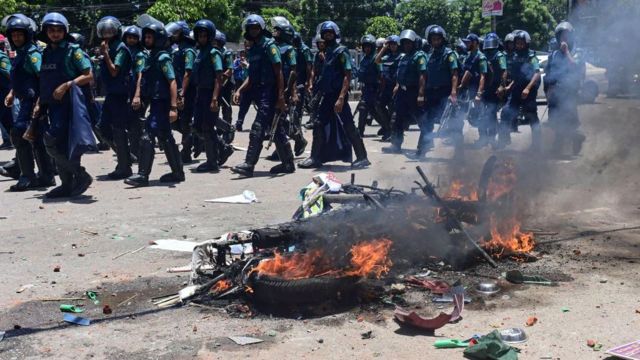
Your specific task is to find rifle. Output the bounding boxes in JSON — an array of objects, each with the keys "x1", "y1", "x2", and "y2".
[
  {"x1": 265, "y1": 111, "x2": 287, "y2": 150},
  {"x1": 436, "y1": 100, "x2": 455, "y2": 137},
  {"x1": 305, "y1": 92, "x2": 324, "y2": 129}
]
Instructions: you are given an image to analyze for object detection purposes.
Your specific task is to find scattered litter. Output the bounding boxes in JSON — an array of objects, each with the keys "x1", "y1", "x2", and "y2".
[
  {"x1": 149, "y1": 239, "x2": 198, "y2": 252},
  {"x1": 0, "y1": 331, "x2": 4, "y2": 341},
  {"x1": 81, "y1": 229, "x2": 98, "y2": 236},
  {"x1": 167, "y1": 264, "x2": 192, "y2": 273},
  {"x1": 63, "y1": 313, "x2": 91, "y2": 326},
  {"x1": 266, "y1": 330, "x2": 277, "y2": 337},
  {"x1": 228, "y1": 336, "x2": 264, "y2": 346},
  {"x1": 600, "y1": 279, "x2": 608, "y2": 284},
  {"x1": 432, "y1": 294, "x2": 472, "y2": 304},
  {"x1": 606, "y1": 339, "x2": 640, "y2": 359},
  {"x1": 117, "y1": 294, "x2": 138, "y2": 307},
  {"x1": 500, "y1": 328, "x2": 528, "y2": 344},
  {"x1": 16, "y1": 284, "x2": 34, "y2": 293},
  {"x1": 361, "y1": 330, "x2": 374, "y2": 340},
  {"x1": 464, "y1": 330, "x2": 519, "y2": 360},
  {"x1": 53, "y1": 265, "x2": 61, "y2": 272},
  {"x1": 0, "y1": 250, "x2": 14, "y2": 254},
  {"x1": 112, "y1": 245, "x2": 146, "y2": 260},
  {"x1": 561, "y1": 307, "x2": 570, "y2": 313},
  {"x1": 231, "y1": 145, "x2": 247, "y2": 151},
  {"x1": 103, "y1": 305, "x2": 112, "y2": 315},
  {"x1": 317, "y1": 338, "x2": 324, "y2": 344},
  {"x1": 395, "y1": 286, "x2": 465, "y2": 331},
  {"x1": 405, "y1": 276, "x2": 450, "y2": 294},
  {"x1": 501, "y1": 295, "x2": 511, "y2": 301},
  {"x1": 504, "y1": 270, "x2": 553, "y2": 285},
  {"x1": 85, "y1": 291, "x2": 100, "y2": 305},
  {"x1": 128, "y1": 196, "x2": 142, "y2": 200},
  {"x1": 205, "y1": 190, "x2": 258, "y2": 204},
  {"x1": 636, "y1": 309, "x2": 640, "y2": 315},
  {"x1": 38, "y1": 297, "x2": 84, "y2": 302},
  {"x1": 475, "y1": 281, "x2": 500, "y2": 295},
  {"x1": 390, "y1": 283, "x2": 406, "y2": 293},
  {"x1": 526, "y1": 316, "x2": 538, "y2": 327},
  {"x1": 434, "y1": 339, "x2": 471, "y2": 349},
  {"x1": 60, "y1": 304, "x2": 84, "y2": 313}
]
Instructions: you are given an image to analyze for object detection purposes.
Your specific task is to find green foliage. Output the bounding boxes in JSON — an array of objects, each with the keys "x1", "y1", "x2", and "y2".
[
  {"x1": 0, "y1": 0, "x2": 32, "y2": 22},
  {"x1": 365, "y1": 16, "x2": 400, "y2": 38},
  {"x1": 261, "y1": 7, "x2": 304, "y2": 34},
  {"x1": 397, "y1": 0, "x2": 461, "y2": 40}
]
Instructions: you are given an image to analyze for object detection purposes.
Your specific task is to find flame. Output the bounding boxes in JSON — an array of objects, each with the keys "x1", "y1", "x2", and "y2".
[
  {"x1": 252, "y1": 239, "x2": 393, "y2": 280},
  {"x1": 482, "y1": 212, "x2": 535, "y2": 257},
  {"x1": 444, "y1": 180, "x2": 479, "y2": 201},
  {"x1": 486, "y1": 161, "x2": 517, "y2": 202},
  {"x1": 345, "y1": 239, "x2": 393, "y2": 278},
  {"x1": 211, "y1": 279, "x2": 232, "y2": 293}
]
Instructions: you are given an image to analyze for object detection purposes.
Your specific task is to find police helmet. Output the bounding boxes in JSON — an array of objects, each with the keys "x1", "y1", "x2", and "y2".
[
  {"x1": 483, "y1": 32, "x2": 500, "y2": 50},
  {"x1": 243, "y1": 14, "x2": 269, "y2": 40},
  {"x1": 421, "y1": 38, "x2": 431, "y2": 52},
  {"x1": 97, "y1": 16, "x2": 122, "y2": 39},
  {"x1": 214, "y1": 30, "x2": 227, "y2": 47},
  {"x1": 555, "y1": 21, "x2": 574, "y2": 48},
  {"x1": 387, "y1": 35, "x2": 400, "y2": 44},
  {"x1": 504, "y1": 32, "x2": 515, "y2": 43},
  {"x1": 399, "y1": 29, "x2": 418, "y2": 44},
  {"x1": 375, "y1": 37, "x2": 385, "y2": 48},
  {"x1": 361, "y1": 34, "x2": 376, "y2": 47},
  {"x1": 455, "y1": 40, "x2": 467, "y2": 53},
  {"x1": 513, "y1": 30, "x2": 531, "y2": 45},
  {"x1": 427, "y1": 25, "x2": 447, "y2": 44},
  {"x1": 293, "y1": 32, "x2": 303, "y2": 47},
  {"x1": 5, "y1": 14, "x2": 35, "y2": 47},
  {"x1": 122, "y1": 25, "x2": 142, "y2": 42},
  {"x1": 69, "y1": 32, "x2": 86, "y2": 48},
  {"x1": 39, "y1": 12, "x2": 71, "y2": 43},
  {"x1": 193, "y1": 19, "x2": 216, "y2": 42},
  {"x1": 320, "y1": 21, "x2": 341, "y2": 41},
  {"x1": 142, "y1": 21, "x2": 168, "y2": 50}
]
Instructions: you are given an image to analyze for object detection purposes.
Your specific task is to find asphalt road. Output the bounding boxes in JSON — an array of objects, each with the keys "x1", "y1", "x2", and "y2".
[{"x1": 0, "y1": 91, "x2": 639, "y2": 359}]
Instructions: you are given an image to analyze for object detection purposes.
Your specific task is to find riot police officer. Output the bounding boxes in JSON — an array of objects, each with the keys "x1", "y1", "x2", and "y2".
[
  {"x1": 96, "y1": 16, "x2": 134, "y2": 179},
  {"x1": 458, "y1": 33, "x2": 488, "y2": 144},
  {"x1": 478, "y1": 32, "x2": 507, "y2": 147},
  {"x1": 298, "y1": 21, "x2": 370, "y2": 169},
  {"x1": 4, "y1": 14, "x2": 55, "y2": 191},
  {"x1": 212, "y1": 30, "x2": 235, "y2": 142},
  {"x1": 165, "y1": 20, "x2": 197, "y2": 164},
  {"x1": 544, "y1": 21, "x2": 586, "y2": 156},
  {"x1": 292, "y1": 32, "x2": 312, "y2": 143},
  {"x1": 37, "y1": 12, "x2": 94, "y2": 198},
  {"x1": 189, "y1": 19, "x2": 224, "y2": 173},
  {"x1": 270, "y1": 17, "x2": 307, "y2": 158},
  {"x1": 125, "y1": 19, "x2": 183, "y2": 186},
  {"x1": 421, "y1": 25, "x2": 459, "y2": 156},
  {"x1": 499, "y1": 30, "x2": 541, "y2": 151},
  {"x1": 121, "y1": 25, "x2": 144, "y2": 161},
  {"x1": 356, "y1": 34, "x2": 387, "y2": 137},
  {"x1": 382, "y1": 29, "x2": 426, "y2": 154},
  {"x1": 375, "y1": 34, "x2": 401, "y2": 141},
  {"x1": 231, "y1": 14, "x2": 295, "y2": 177}
]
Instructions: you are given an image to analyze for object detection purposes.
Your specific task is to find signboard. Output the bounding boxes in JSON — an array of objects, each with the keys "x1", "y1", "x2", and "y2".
[{"x1": 483, "y1": 0, "x2": 504, "y2": 17}]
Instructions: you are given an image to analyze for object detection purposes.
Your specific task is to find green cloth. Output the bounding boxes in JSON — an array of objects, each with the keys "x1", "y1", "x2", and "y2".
[
  {"x1": 463, "y1": 330, "x2": 519, "y2": 360},
  {"x1": 0, "y1": 50, "x2": 12, "y2": 79}
]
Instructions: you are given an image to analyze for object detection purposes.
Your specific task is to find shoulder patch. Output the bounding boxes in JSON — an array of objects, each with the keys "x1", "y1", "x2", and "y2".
[
  {"x1": 162, "y1": 65, "x2": 169, "y2": 73},
  {"x1": 74, "y1": 51, "x2": 83, "y2": 60},
  {"x1": 31, "y1": 56, "x2": 39, "y2": 64},
  {"x1": 0, "y1": 62, "x2": 6, "y2": 69},
  {"x1": 419, "y1": 57, "x2": 425, "y2": 65},
  {"x1": 137, "y1": 59, "x2": 143, "y2": 66},
  {"x1": 271, "y1": 47, "x2": 277, "y2": 55}
]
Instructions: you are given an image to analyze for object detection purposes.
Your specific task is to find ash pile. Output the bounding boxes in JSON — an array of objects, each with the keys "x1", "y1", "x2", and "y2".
[{"x1": 154, "y1": 155, "x2": 539, "y2": 318}]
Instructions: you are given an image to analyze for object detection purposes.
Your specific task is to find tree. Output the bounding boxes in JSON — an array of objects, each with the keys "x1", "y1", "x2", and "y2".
[
  {"x1": 365, "y1": 16, "x2": 400, "y2": 39},
  {"x1": 260, "y1": 7, "x2": 304, "y2": 35},
  {"x1": 147, "y1": 0, "x2": 243, "y2": 41},
  {"x1": 469, "y1": 0, "x2": 556, "y2": 50},
  {"x1": 396, "y1": 0, "x2": 461, "y2": 40},
  {"x1": 0, "y1": 0, "x2": 32, "y2": 23}
]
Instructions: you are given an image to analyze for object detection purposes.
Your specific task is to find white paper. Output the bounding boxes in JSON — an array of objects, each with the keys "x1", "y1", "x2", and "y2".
[
  {"x1": 149, "y1": 239, "x2": 198, "y2": 252},
  {"x1": 205, "y1": 190, "x2": 258, "y2": 204}
]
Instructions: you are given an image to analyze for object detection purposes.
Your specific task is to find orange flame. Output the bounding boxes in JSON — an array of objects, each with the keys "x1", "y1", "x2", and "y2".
[
  {"x1": 211, "y1": 279, "x2": 232, "y2": 293},
  {"x1": 482, "y1": 213, "x2": 535, "y2": 257},
  {"x1": 252, "y1": 239, "x2": 393, "y2": 280},
  {"x1": 444, "y1": 180, "x2": 479, "y2": 201},
  {"x1": 486, "y1": 161, "x2": 517, "y2": 202}
]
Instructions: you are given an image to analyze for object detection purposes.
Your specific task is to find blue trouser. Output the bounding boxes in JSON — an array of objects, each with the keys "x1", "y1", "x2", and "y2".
[
  {"x1": 310, "y1": 91, "x2": 354, "y2": 164},
  {"x1": 418, "y1": 87, "x2": 450, "y2": 151},
  {"x1": 0, "y1": 88, "x2": 11, "y2": 142},
  {"x1": 44, "y1": 99, "x2": 83, "y2": 186},
  {"x1": 193, "y1": 87, "x2": 216, "y2": 134},
  {"x1": 13, "y1": 97, "x2": 35, "y2": 131},
  {"x1": 146, "y1": 99, "x2": 173, "y2": 137},
  {"x1": 500, "y1": 84, "x2": 540, "y2": 147},
  {"x1": 392, "y1": 86, "x2": 418, "y2": 147},
  {"x1": 548, "y1": 87, "x2": 581, "y2": 152},
  {"x1": 358, "y1": 83, "x2": 378, "y2": 135},
  {"x1": 479, "y1": 97, "x2": 500, "y2": 138},
  {"x1": 101, "y1": 94, "x2": 130, "y2": 130},
  {"x1": 237, "y1": 91, "x2": 252, "y2": 124},
  {"x1": 243, "y1": 86, "x2": 287, "y2": 165}
]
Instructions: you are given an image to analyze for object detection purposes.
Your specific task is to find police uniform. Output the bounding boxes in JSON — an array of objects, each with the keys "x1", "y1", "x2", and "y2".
[
  {"x1": 481, "y1": 48, "x2": 507, "y2": 143},
  {"x1": 378, "y1": 48, "x2": 401, "y2": 138},
  {"x1": 40, "y1": 39, "x2": 93, "y2": 197},
  {"x1": 99, "y1": 38, "x2": 134, "y2": 178},
  {"x1": 293, "y1": 42, "x2": 312, "y2": 130},
  {"x1": 277, "y1": 38, "x2": 307, "y2": 156},
  {"x1": 500, "y1": 49, "x2": 541, "y2": 149},
  {"x1": 220, "y1": 46, "x2": 235, "y2": 132},
  {"x1": 124, "y1": 43, "x2": 144, "y2": 160},
  {"x1": 356, "y1": 51, "x2": 384, "y2": 136},
  {"x1": 172, "y1": 40, "x2": 196, "y2": 162},
  {"x1": 0, "y1": 51, "x2": 12, "y2": 144},
  {"x1": 460, "y1": 48, "x2": 488, "y2": 132},
  {"x1": 192, "y1": 42, "x2": 223, "y2": 171},
  {"x1": 309, "y1": 42, "x2": 368, "y2": 166},
  {"x1": 545, "y1": 49, "x2": 586, "y2": 155},
  {"x1": 8, "y1": 42, "x2": 56, "y2": 190},
  {"x1": 422, "y1": 46, "x2": 458, "y2": 153},
  {"x1": 392, "y1": 49, "x2": 426, "y2": 150}
]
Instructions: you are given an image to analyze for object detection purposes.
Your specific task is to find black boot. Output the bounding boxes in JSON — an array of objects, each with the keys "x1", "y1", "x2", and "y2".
[
  {"x1": 125, "y1": 135, "x2": 154, "y2": 187},
  {"x1": 9, "y1": 129, "x2": 38, "y2": 191},
  {"x1": 128, "y1": 120, "x2": 142, "y2": 163},
  {"x1": 159, "y1": 137, "x2": 185, "y2": 182},
  {"x1": 70, "y1": 166, "x2": 93, "y2": 197},
  {"x1": 108, "y1": 128, "x2": 133, "y2": 180},
  {"x1": 181, "y1": 133, "x2": 194, "y2": 164},
  {"x1": 0, "y1": 159, "x2": 20, "y2": 179},
  {"x1": 270, "y1": 142, "x2": 296, "y2": 174},
  {"x1": 344, "y1": 124, "x2": 370, "y2": 169},
  {"x1": 45, "y1": 168, "x2": 75, "y2": 198},
  {"x1": 298, "y1": 126, "x2": 323, "y2": 168},
  {"x1": 265, "y1": 149, "x2": 279, "y2": 161},
  {"x1": 196, "y1": 134, "x2": 220, "y2": 173},
  {"x1": 33, "y1": 138, "x2": 56, "y2": 188},
  {"x1": 217, "y1": 139, "x2": 235, "y2": 166},
  {"x1": 231, "y1": 124, "x2": 262, "y2": 177},
  {"x1": 192, "y1": 136, "x2": 202, "y2": 159}
]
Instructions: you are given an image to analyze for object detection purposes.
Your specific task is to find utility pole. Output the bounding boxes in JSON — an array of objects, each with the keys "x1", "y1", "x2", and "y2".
[{"x1": 491, "y1": 15, "x2": 497, "y2": 32}]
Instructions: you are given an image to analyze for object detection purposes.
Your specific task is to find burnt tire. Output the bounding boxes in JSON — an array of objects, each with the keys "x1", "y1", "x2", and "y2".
[{"x1": 249, "y1": 274, "x2": 361, "y2": 306}]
